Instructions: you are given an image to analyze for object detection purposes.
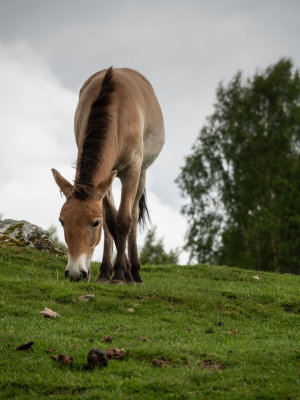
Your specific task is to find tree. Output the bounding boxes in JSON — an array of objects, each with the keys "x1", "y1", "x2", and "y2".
[
  {"x1": 139, "y1": 226, "x2": 179, "y2": 265},
  {"x1": 176, "y1": 59, "x2": 300, "y2": 274}
]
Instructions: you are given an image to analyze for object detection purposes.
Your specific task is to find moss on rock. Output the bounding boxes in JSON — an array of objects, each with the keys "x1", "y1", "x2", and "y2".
[{"x1": 0, "y1": 219, "x2": 66, "y2": 257}]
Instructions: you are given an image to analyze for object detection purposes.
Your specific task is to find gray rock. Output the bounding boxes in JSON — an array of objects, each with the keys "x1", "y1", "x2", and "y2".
[{"x1": 0, "y1": 219, "x2": 66, "y2": 256}]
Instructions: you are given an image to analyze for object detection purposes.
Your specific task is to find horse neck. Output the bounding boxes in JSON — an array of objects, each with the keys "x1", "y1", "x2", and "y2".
[{"x1": 75, "y1": 122, "x2": 117, "y2": 188}]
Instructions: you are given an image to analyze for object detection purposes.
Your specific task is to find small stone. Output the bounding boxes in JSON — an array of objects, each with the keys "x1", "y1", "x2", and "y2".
[
  {"x1": 79, "y1": 295, "x2": 95, "y2": 302},
  {"x1": 40, "y1": 307, "x2": 59, "y2": 318},
  {"x1": 253, "y1": 275, "x2": 260, "y2": 280},
  {"x1": 127, "y1": 308, "x2": 134, "y2": 313},
  {"x1": 87, "y1": 348, "x2": 108, "y2": 368}
]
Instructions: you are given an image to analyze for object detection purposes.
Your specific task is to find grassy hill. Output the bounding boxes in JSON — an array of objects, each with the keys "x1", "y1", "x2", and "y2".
[{"x1": 0, "y1": 246, "x2": 299, "y2": 399}]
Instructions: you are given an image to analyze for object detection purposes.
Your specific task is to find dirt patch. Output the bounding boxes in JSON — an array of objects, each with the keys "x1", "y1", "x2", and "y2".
[
  {"x1": 282, "y1": 303, "x2": 300, "y2": 313},
  {"x1": 226, "y1": 329, "x2": 239, "y2": 335},
  {"x1": 201, "y1": 359, "x2": 226, "y2": 371},
  {"x1": 106, "y1": 348, "x2": 125, "y2": 359},
  {"x1": 51, "y1": 354, "x2": 74, "y2": 366},
  {"x1": 152, "y1": 357, "x2": 170, "y2": 367},
  {"x1": 46, "y1": 347, "x2": 56, "y2": 353},
  {"x1": 101, "y1": 335, "x2": 112, "y2": 343},
  {"x1": 138, "y1": 337, "x2": 148, "y2": 342},
  {"x1": 16, "y1": 341, "x2": 34, "y2": 351}
]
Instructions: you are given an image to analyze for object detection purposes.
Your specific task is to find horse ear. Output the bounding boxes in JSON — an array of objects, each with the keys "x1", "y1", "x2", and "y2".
[
  {"x1": 95, "y1": 170, "x2": 117, "y2": 200},
  {"x1": 51, "y1": 168, "x2": 74, "y2": 197}
]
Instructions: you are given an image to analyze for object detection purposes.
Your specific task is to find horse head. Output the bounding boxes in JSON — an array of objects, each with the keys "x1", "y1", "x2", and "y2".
[{"x1": 51, "y1": 168, "x2": 116, "y2": 281}]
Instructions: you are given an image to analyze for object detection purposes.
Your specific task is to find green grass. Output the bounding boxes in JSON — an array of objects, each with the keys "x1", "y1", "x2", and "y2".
[{"x1": 0, "y1": 246, "x2": 299, "y2": 400}]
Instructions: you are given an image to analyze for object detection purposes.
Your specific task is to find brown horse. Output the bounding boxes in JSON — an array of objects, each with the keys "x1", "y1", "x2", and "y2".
[{"x1": 52, "y1": 67, "x2": 164, "y2": 283}]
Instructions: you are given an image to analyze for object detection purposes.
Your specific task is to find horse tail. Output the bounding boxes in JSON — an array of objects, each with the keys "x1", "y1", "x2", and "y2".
[{"x1": 138, "y1": 189, "x2": 150, "y2": 228}]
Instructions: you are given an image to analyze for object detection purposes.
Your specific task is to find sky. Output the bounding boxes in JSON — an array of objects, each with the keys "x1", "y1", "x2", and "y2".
[{"x1": 0, "y1": 0, "x2": 300, "y2": 264}]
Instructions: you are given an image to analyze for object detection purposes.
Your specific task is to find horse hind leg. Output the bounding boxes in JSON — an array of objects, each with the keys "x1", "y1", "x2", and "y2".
[
  {"x1": 96, "y1": 207, "x2": 114, "y2": 282},
  {"x1": 128, "y1": 170, "x2": 146, "y2": 283}
]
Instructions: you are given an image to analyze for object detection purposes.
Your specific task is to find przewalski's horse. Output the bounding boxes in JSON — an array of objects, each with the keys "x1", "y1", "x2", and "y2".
[{"x1": 52, "y1": 67, "x2": 165, "y2": 283}]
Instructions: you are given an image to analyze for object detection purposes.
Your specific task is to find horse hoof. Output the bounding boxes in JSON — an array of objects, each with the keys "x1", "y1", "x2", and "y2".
[
  {"x1": 126, "y1": 281, "x2": 136, "y2": 286},
  {"x1": 95, "y1": 277, "x2": 110, "y2": 284},
  {"x1": 110, "y1": 280, "x2": 126, "y2": 285}
]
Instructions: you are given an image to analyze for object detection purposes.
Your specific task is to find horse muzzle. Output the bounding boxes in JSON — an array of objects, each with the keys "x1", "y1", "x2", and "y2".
[{"x1": 65, "y1": 254, "x2": 91, "y2": 282}]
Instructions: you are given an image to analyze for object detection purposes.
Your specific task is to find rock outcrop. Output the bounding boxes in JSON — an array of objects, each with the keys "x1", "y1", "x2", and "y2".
[{"x1": 0, "y1": 219, "x2": 66, "y2": 256}]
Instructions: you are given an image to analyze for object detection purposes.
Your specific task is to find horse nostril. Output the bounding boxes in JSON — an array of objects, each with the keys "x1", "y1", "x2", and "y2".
[
  {"x1": 65, "y1": 270, "x2": 69, "y2": 279},
  {"x1": 81, "y1": 271, "x2": 88, "y2": 280}
]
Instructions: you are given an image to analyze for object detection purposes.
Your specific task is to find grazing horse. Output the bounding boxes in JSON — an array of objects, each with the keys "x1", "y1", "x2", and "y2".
[{"x1": 52, "y1": 67, "x2": 165, "y2": 283}]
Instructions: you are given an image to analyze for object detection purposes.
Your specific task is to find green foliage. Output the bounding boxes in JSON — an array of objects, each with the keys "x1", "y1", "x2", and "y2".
[
  {"x1": 176, "y1": 59, "x2": 300, "y2": 273},
  {"x1": 139, "y1": 226, "x2": 179, "y2": 265},
  {"x1": 0, "y1": 246, "x2": 299, "y2": 399}
]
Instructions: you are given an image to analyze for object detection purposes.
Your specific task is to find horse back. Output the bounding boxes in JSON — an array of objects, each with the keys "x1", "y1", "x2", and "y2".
[{"x1": 75, "y1": 68, "x2": 165, "y2": 170}]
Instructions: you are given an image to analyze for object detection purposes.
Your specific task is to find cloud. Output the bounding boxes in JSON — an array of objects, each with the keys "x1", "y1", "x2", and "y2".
[
  {"x1": 0, "y1": 40, "x2": 77, "y2": 227},
  {"x1": 2, "y1": 1, "x2": 300, "y2": 213},
  {"x1": 0, "y1": 40, "x2": 188, "y2": 264},
  {"x1": 145, "y1": 191, "x2": 188, "y2": 263}
]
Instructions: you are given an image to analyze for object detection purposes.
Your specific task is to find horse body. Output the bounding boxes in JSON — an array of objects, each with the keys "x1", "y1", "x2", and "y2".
[
  {"x1": 75, "y1": 68, "x2": 164, "y2": 175},
  {"x1": 52, "y1": 67, "x2": 164, "y2": 282}
]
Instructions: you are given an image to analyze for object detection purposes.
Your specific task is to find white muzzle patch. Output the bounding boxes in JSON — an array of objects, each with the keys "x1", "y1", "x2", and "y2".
[{"x1": 65, "y1": 254, "x2": 91, "y2": 281}]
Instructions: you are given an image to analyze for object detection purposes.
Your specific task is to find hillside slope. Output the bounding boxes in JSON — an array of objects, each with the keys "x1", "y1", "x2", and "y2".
[{"x1": 0, "y1": 246, "x2": 299, "y2": 399}]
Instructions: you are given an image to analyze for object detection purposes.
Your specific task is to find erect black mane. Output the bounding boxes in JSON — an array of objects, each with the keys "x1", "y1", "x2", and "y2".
[{"x1": 74, "y1": 67, "x2": 114, "y2": 200}]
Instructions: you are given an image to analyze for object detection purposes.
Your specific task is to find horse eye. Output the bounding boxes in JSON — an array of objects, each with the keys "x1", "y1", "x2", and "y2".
[
  {"x1": 93, "y1": 220, "x2": 100, "y2": 228},
  {"x1": 59, "y1": 218, "x2": 64, "y2": 226}
]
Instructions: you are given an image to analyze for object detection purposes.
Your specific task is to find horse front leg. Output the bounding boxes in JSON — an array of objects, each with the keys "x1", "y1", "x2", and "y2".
[
  {"x1": 102, "y1": 184, "x2": 134, "y2": 283},
  {"x1": 111, "y1": 166, "x2": 140, "y2": 284}
]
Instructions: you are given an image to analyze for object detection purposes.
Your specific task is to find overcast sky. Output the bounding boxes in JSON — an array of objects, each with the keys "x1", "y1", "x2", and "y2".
[{"x1": 0, "y1": 0, "x2": 300, "y2": 264}]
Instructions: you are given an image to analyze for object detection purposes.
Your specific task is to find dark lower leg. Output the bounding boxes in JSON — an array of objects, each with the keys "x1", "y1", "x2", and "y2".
[
  {"x1": 128, "y1": 173, "x2": 145, "y2": 283},
  {"x1": 103, "y1": 196, "x2": 134, "y2": 283},
  {"x1": 96, "y1": 219, "x2": 113, "y2": 282},
  {"x1": 111, "y1": 165, "x2": 141, "y2": 283},
  {"x1": 128, "y1": 214, "x2": 142, "y2": 283},
  {"x1": 111, "y1": 212, "x2": 132, "y2": 282}
]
